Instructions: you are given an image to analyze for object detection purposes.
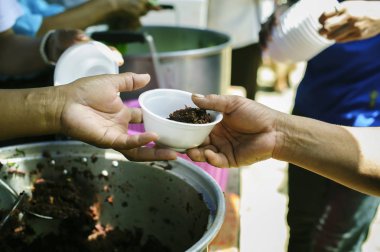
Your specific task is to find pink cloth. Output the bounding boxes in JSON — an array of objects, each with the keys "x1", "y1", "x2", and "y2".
[{"x1": 124, "y1": 99, "x2": 229, "y2": 191}]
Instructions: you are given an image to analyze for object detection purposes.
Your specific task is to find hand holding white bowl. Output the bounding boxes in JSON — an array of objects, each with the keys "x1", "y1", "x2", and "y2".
[{"x1": 138, "y1": 89, "x2": 223, "y2": 152}]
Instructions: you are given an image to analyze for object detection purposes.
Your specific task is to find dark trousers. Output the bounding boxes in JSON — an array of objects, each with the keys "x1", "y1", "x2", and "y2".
[
  {"x1": 231, "y1": 43, "x2": 262, "y2": 100},
  {"x1": 287, "y1": 163, "x2": 380, "y2": 252}
]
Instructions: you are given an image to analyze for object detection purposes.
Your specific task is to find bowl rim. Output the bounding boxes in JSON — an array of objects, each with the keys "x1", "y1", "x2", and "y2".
[
  {"x1": 138, "y1": 89, "x2": 223, "y2": 127},
  {"x1": 54, "y1": 41, "x2": 119, "y2": 86}
]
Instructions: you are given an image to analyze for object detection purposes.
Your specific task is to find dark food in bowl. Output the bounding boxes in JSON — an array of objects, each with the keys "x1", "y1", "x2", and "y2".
[{"x1": 168, "y1": 106, "x2": 212, "y2": 124}]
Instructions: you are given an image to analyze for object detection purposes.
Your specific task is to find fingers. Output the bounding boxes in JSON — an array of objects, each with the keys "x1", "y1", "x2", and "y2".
[
  {"x1": 187, "y1": 147, "x2": 229, "y2": 168},
  {"x1": 319, "y1": 6, "x2": 346, "y2": 25},
  {"x1": 112, "y1": 131, "x2": 158, "y2": 149},
  {"x1": 191, "y1": 93, "x2": 230, "y2": 113},
  {"x1": 186, "y1": 144, "x2": 215, "y2": 162},
  {"x1": 108, "y1": 46, "x2": 124, "y2": 66},
  {"x1": 204, "y1": 149, "x2": 230, "y2": 168},
  {"x1": 128, "y1": 107, "x2": 143, "y2": 123},
  {"x1": 120, "y1": 147, "x2": 177, "y2": 161},
  {"x1": 73, "y1": 30, "x2": 90, "y2": 42},
  {"x1": 110, "y1": 72, "x2": 151, "y2": 92},
  {"x1": 332, "y1": 30, "x2": 361, "y2": 43}
]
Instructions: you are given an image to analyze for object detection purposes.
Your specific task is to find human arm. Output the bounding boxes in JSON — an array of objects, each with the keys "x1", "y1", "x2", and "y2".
[
  {"x1": 37, "y1": 0, "x2": 153, "y2": 36},
  {"x1": 0, "y1": 72, "x2": 177, "y2": 161},
  {"x1": 0, "y1": 29, "x2": 88, "y2": 75},
  {"x1": 319, "y1": 0, "x2": 380, "y2": 43},
  {"x1": 186, "y1": 94, "x2": 380, "y2": 196}
]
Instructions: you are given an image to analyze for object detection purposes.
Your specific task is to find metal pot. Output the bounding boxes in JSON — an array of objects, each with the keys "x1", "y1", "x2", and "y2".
[
  {"x1": 91, "y1": 26, "x2": 232, "y2": 100},
  {"x1": 0, "y1": 141, "x2": 225, "y2": 251}
]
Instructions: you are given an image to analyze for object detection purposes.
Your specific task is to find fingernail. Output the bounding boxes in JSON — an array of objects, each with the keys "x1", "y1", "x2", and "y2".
[{"x1": 192, "y1": 93, "x2": 205, "y2": 98}]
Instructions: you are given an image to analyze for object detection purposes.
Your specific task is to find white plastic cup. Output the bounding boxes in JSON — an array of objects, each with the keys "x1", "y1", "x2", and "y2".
[{"x1": 267, "y1": 0, "x2": 339, "y2": 63}]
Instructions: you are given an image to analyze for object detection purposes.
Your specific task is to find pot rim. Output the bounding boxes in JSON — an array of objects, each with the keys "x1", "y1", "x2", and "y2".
[{"x1": 123, "y1": 25, "x2": 232, "y2": 59}]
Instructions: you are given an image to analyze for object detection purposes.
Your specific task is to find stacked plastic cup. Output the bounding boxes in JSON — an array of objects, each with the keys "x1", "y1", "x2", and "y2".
[{"x1": 267, "y1": 0, "x2": 340, "y2": 63}]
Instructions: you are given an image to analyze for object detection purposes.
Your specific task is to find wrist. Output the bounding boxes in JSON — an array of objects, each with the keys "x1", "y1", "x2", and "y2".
[
  {"x1": 49, "y1": 86, "x2": 66, "y2": 135},
  {"x1": 24, "y1": 87, "x2": 63, "y2": 136},
  {"x1": 272, "y1": 112, "x2": 292, "y2": 161}
]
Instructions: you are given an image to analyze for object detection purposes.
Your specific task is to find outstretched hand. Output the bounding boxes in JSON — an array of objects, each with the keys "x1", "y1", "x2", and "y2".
[
  {"x1": 186, "y1": 94, "x2": 283, "y2": 168},
  {"x1": 58, "y1": 72, "x2": 177, "y2": 161}
]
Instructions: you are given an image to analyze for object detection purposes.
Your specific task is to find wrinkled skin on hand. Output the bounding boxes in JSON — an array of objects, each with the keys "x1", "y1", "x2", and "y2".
[
  {"x1": 58, "y1": 72, "x2": 177, "y2": 161},
  {"x1": 186, "y1": 94, "x2": 280, "y2": 168}
]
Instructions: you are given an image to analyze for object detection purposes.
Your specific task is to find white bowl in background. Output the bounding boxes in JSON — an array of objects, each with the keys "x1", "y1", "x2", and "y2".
[
  {"x1": 54, "y1": 41, "x2": 119, "y2": 86},
  {"x1": 138, "y1": 89, "x2": 223, "y2": 152}
]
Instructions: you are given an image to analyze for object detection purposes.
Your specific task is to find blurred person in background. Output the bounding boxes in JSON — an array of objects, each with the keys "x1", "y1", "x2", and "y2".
[
  {"x1": 261, "y1": 53, "x2": 296, "y2": 93},
  {"x1": 261, "y1": 0, "x2": 380, "y2": 251},
  {"x1": 207, "y1": 0, "x2": 275, "y2": 100},
  {"x1": 13, "y1": 0, "x2": 159, "y2": 37},
  {"x1": 0, "y1": 0, "x2": 93, "y2": 83}
]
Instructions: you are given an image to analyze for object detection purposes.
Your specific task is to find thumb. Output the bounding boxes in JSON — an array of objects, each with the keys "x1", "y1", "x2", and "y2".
[
  {"x1": 191, "y1": 93, "x2": 231, "y2": 113},
  {"x1": 115, "y1": 72, "x2": 151, "y2": 92}
]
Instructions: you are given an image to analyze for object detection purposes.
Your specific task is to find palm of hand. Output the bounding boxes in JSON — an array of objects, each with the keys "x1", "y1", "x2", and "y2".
[
  {"x1": 207, "y1": 121, "x2": 276, "y2": 168},
  {"x1": 62, "y1": 101, "x2": 131, "y2": 148},
  {"x1": 188, "y1": 100, "x2": 278, "y2": 168},
  {"x1": 60, "y1": 78, "x2": 133, "y2": 149}
]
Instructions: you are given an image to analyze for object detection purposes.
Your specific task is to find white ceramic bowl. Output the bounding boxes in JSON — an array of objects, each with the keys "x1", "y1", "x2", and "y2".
[
  {"x1": 138, "y1": 89, "x2": 223, "y2": 152},
  {"x1": 54, "y1": 41, "x2": 119, "y2": 86}
]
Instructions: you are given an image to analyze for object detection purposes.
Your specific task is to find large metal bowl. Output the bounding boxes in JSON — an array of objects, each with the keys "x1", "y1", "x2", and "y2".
[{"x1": 0, "y1": 141, "x2": 225, "y2": 251}]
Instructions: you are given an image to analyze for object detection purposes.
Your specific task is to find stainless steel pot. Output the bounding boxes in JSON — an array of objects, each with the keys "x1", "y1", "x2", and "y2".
[
  {"x1": 92, "y1": 26, "x2": 232, "y2": 100},
  {"x1": 0, "y1": 141, "x2": 225, "y2": 251}
]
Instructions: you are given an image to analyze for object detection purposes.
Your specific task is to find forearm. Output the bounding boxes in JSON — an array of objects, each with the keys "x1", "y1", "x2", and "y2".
[
  {"x1": 274, "y1": 114, "x2": 380, "y2": 196},
  {"x1": 0, "y1": 88, "x2": 63, "y2": 140},
  {"x1": 0, "y1": 30, "x2": 47, "y2": 75},
  {"x1": 37, "y1": 0, "x2": 115, "y2": 36}
]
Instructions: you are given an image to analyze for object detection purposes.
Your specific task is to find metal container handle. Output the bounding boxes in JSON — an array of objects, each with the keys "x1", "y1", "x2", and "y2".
[{"x1": 91, "y1": 30, "x2": 146, "y2": 44}]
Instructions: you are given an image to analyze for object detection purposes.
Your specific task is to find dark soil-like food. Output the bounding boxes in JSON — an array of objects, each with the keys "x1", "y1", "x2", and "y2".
[
  {"x1": 168, "y1": 106, "x2": 212, "y2": 124},
  {"x1": 27, "y1": 178, "x2": 84, "y2": 219},
  {"x1": 0, "y1": 175, "x2": 171, "y2": 252}
]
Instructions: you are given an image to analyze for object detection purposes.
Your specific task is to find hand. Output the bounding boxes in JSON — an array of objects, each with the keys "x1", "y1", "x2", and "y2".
[
  {"x1": 46, "y1": 29, "x2": 124, "y2": 65},
  {"x1": 110, "y1": 0, "x2": 152, "y2": 17},
  {"x1": 186, "y1": 94, "x2": 282, "y2": 168},
  {"x1": 46, "y1": 29, "x2": 90, "y2": 63},
  {"x1": 57, "y1": 72, "x2": 177, "y2": 161},
  {"x1": 319, "y1": 1, "x2": 380, "y2": 43},
  {"x1": 106, "y1": 0, "x2": 156, "y2": 30}
]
